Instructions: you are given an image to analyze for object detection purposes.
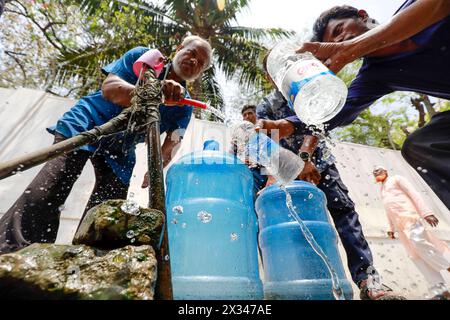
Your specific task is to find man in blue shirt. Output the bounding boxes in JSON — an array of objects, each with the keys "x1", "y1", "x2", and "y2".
[
  {"x1": 294, "y1": 0, "x2": 450, "y2": 209},
  {"x1": 0, "y1": 35, "x2": 212, "y2": 254}
]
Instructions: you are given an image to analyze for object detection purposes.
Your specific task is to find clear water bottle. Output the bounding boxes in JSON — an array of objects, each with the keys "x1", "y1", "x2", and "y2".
[
  {"x1": 231, "y1": 121, "x2": 304, "y2": 186},
  {"x1": 266, "y1": 41, "x2": 348, "y2": 126}
]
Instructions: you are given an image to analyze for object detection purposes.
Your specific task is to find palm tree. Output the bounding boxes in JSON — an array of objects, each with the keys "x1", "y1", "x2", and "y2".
[{"x1": 56, "y1": 0, "x2": 292, "y2": 119}]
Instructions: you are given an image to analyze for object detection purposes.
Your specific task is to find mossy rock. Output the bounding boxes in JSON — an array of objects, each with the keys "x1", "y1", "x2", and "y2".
[
  {"x1": 0, "y1": 243, "x2": 157, "y2": 300},
  {"x1": 73, "y1": 199, "x2": 164, "y2": 249}
]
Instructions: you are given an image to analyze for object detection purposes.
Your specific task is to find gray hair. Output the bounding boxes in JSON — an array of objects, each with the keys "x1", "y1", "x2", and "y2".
[{"x1": 181, "y1": 35, "x2": 213, "y2": 71}]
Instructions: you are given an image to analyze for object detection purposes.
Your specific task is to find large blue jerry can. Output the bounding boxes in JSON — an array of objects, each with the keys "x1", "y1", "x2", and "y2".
[
  {"x1": 165, "y1": 150, "x2": 264, "y2": 300},
  {"x1": 255, "y1": 181, "x2": 353, "y2": 300}
]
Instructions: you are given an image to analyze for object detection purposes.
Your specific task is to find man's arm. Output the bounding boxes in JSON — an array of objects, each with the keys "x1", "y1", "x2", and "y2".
[
  {"x1": 161, "y1": 131, "x2": 182, "y2": 168},
  {"x1": 395, "y1": 175, "x2": 438, "y2": 226},
  {"x1": 298, "y1": 135, "x2": 321, "y2": 185},
  {"x1": 101, "y1": 74, "x2": 135, "y2": 108},
  {"x1": 102, "y1": 74, "x2": 186, "y2": 109},
  {"x1": 297, "y1": 0, "x2": 450, "y2": 73}
]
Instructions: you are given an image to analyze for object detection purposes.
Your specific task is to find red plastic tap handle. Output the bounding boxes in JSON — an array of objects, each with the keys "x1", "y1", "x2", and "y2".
[{"x1": 179, "y1": 98, "x2": 208, "y2": 109}]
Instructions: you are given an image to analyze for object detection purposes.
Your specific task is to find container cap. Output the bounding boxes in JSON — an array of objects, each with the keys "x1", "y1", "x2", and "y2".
[{"x1": 203, "y1": 140, "x2": 220, "y2": 151}]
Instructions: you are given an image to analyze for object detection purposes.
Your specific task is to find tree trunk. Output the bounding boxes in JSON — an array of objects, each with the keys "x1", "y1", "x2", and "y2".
[
  {"x1": 400, "y1": 125, "x2": 411, "y2": 137},
  {"x1": 419, "y1": 94, "x2": 437, "y2": 117},
  {"x1": 0, "y1": 0, "x2": 5, "y2": 17},
  {"x1": 191, "y1": 77, "x2": 203, "y2": 119},
  {"x1": 410, "y1": 97, "x2": 426, "y2": 128},
  {"x1": 386, "y1": 124, "x2": 397, "y2": 150}
]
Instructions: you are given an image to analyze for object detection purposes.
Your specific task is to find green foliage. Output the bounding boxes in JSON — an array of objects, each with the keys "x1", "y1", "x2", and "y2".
[
  {"x1": 1, "y1": 0, "x2": 292, "y2": 118},
  {"x1": 333, "y1": 60, "x2": 448, "y2": 150},
  {"x1": 334, "y1": 105, "x2": 416, "y2": 150}
]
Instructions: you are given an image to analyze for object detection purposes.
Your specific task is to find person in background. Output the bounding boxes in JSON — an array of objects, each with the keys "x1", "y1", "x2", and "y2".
[
  {"x1": 295, "y1": 0, "x2": 450, "y2": 209},
  {"x1": 241, "y1": 104, "x2": 257, "y2": 125},
  {"x1": 373, "y1": 166, "x2": 450, "y2": 300},
  {"x1": 229, "y1": 105, "x2": 267, "y2": 197},
  {"x1": 252, "y1": 55, "x2": 405, "y2": 300}
]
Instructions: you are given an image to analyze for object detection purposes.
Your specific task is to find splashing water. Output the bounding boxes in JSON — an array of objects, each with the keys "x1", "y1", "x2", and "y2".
[
  {"x1": 230, "y1": 232, "x2": 238, "y2": 241},
  {"x1": 197, "y1": 211, "x2": 213, "y2": 223},
  {"x1": 172, "y1": 205, "x2": 184, "y2": 215},
  {"x1": 66, "y1": 265, "x2": 80, "y2": 276},
  {"x1": 430, "y1": 283, "x2": 448, "y2": 296},
  {"x1": 366, "y1": 266, "x2": 383, "y2": 290},
  {"x1": 202, "y1": 103, "x2": 227, "y2": 122},
  {"x1": 126, "y1": 230, "x2": 135, "y2": 239},
  {"x1": 283, "y1": 187, "x2": 345, "y2": 300},
  {"x1": 121, "y1": 200, "x2": 140, "y2": 216}
]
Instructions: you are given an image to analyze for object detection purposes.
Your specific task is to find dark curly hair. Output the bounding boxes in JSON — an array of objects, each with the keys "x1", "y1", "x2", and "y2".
[
  {"x1": 311, "y1": 5, "x2": 360, "y2": 42},
  {"x1": 241, "y1": 104, "x2": 256, "y2": 115}
]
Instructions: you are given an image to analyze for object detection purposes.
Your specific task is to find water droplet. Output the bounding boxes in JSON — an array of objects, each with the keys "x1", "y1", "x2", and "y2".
[
  {"x1": 130, "y1": 238, "x2": 135, "y2": 243},
  {"x1": 58, "y1": 205, "x2": 65, "y2": 211},
  {"x1": 308, "y1": 193, "x2": 314, "y2": 199},
  {"x1": 197, "y1": 211, "x2": 213, "y2": 223},
  {"x1": 171, "y1": 219, "x2": 178, "y2": 225},
  {"x1": 334, "y1": 198, "x2": 338, "y2": 202},
  {"x1": 164, "y1": 255, "x2": 170, "y2": 261},
  {"x1": 24, "y1": 190, "x2": 31, "y2": 194},
  {"x1": 240, "y1": 224, "x2": 244, "y2": 229},
  {"x1": 366, "y1": 266, "x2": 382, "y2": 290},
  {"x1": 126, "y1": 230, "x2": 135, "y2": 239},
  {"x1": 417, "y1": 167, "x2": 422, "y2": 171},
  {"x1": 121, "y1": 200, "x2": 140, "y2": 216},
  {"x1": 172, "y1": 205, "x2": 184, "y2": 215},
  {"x1": 181, "y1": 223, "x2": 187, "y2": 229},
  {"x1": 66, "y1": 265, "x2": 80, "y2": 276},
  {"x1": 428, "y1": 249, "x2": 435, "y2": 255},
  {"x1": 230, "y1": 233, "x2": 238, "y2": 241},
  {"x1": 46, "y1": 228, "x2": 51, "y2": 232},
  {"x1": 422, "y1": 169, "x2": 428, "y2": 174},
  {"x1": 194, "y1": 179, "x2": 199, "y2": 185},
  {"x1": 39, "y1": 187, "x2": 45, "y2": 191}
]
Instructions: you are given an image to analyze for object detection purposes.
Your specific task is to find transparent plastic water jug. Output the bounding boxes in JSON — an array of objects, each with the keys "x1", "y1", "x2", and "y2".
[
  {"x1": 267, "y1": 41, "x2": 348, "y2": 126},
  {"x1": 231, "y1": 121, "x2": 304, "y2": 186}
]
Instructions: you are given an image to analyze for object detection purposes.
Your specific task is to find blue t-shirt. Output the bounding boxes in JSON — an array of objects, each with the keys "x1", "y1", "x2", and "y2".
[
  {"x1": 48, "y1": 47, "x2": 193, "y2": 184},
  {"x1": 325, "y1": 0, "x2": 450, "y2": 131}
]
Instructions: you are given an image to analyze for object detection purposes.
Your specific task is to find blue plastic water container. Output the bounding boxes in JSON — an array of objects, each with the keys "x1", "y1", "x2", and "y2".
[
  {"x1": 165, "y1": 149, "x2": 264, "y2": 300},
  {"x1": 255, "y1": 181, "x2": 353, "y2": 300}
]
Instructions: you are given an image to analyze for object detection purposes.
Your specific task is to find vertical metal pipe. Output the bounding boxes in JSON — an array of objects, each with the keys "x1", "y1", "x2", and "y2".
[{"x1": 147, "y1": 121, "x2": 173, "y2": 300}]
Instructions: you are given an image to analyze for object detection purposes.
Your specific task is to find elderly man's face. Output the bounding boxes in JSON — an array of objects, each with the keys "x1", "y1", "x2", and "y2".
[
  {"x1": 173, "y1": 41, "x2": 209, "y2": 81},
  {"x1": 322, "y1": 15, "x2": 369, "y2": 43},
  {"x1": 242, "y1": 109, "x2": 257, "y2": 124}
]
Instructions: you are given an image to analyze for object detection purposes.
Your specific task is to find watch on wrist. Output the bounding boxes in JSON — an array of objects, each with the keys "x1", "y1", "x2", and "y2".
[{"x1": 299, "y1": 151, "x2": 311, "y2": 162}]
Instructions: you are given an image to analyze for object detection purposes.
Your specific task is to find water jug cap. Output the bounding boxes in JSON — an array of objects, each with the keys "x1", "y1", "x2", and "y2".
[{"x1": 203, "y1": 140, "x2": 220, "y2": 151}]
